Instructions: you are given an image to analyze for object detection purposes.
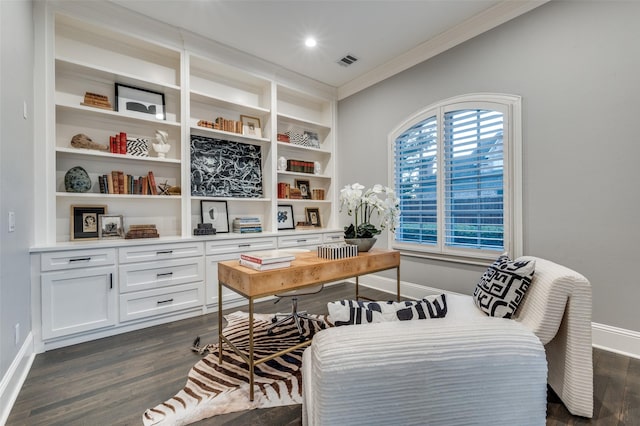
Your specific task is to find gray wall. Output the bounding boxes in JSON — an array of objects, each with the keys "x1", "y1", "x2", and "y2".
[
  {"x1": 1, "y1": 0, "x2": 35, "y2": 376},
  {"x1": 338, "y1": 1, "x2": 640, "y2": 332}
]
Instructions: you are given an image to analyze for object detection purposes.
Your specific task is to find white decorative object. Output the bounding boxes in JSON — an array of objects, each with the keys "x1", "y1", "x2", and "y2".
[
  {"x1": 278, "y1": 156, "x2": 287, "y2": 171},
  {"x1": 152, "y1": 130, "x2": 171, "y2": 159},
  {"x1": 314, "y1": 161, "x2": 322, "y2": 175}
]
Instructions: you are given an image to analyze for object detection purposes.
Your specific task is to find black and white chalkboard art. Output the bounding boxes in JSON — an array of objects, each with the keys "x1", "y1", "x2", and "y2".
[{"x1": 190, "y1": 135, "x2": 263, "y2": 198}]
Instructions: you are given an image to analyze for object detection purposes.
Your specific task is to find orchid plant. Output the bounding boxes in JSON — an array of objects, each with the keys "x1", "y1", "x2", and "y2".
[{"x1": 339, "y1": 183, "x2": 400, "y2": 239}]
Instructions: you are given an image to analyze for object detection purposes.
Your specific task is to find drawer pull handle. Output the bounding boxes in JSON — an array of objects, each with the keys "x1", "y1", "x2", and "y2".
[
  {"x1": 69, "y1": 257, "x2": 91, "y2": 262},
  {"x1": 157, "y1": 272, "x2": 174, "y2": 278},
  {"x1": 296, "y1": 239, "x2": 307, "y2": 243},
  {"x1": 157, "y1": 298, "x2": 174, "y2": 305},
  {"x1": 109, "y1": 273, "x2": 113, "y2": 289},
  {"x1": 157, "y1": 250, "x2": 173, "y2": 255},
  {"x1": 238, "y1": 244, "x2": 251, "y2": 248}
]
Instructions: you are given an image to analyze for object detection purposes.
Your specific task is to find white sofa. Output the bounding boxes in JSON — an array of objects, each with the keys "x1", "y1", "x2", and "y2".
[{"x1": 302, "y1": 256, "x2": 592, "y2": 425}]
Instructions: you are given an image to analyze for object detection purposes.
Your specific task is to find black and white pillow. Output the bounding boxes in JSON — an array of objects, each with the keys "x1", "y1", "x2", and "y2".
[
  {"x1": 328, "y1": 294, "x2": 447, "y2": 326},
  {"x1": 473, "y1": 255, "x2": 535, "y2": 319}
]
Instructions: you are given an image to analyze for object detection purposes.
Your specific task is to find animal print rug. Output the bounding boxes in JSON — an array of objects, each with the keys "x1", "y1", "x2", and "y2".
[{"x1": 142, "y1": 311, "x2": 330, "y2": 425}]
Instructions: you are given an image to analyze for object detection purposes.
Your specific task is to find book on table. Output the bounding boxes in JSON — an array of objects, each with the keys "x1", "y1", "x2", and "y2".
[
  {"x1": 238, "y1": 258, "x2": 291, "y2": 271},
  {"x1": 239, "y1": 249, "x2": 297, "y2": 265}
]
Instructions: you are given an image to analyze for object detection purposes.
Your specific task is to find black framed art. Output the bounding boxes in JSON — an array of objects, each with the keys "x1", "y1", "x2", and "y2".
[
  {"x1": 277, "y1": 204, "x2": 295, "y2": 230},
  {"x1": 115, "y1": 83, "x2": 166, "y2": 120},
  {"x1": 70, "y1": 205, "x2": 107, "y2": 241},
  {"x1": 201, "y1": 200, "x2": 229, "y2": 233}
]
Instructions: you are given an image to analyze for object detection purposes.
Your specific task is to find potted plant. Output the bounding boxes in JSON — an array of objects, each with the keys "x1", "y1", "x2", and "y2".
[{"x1": 339, "y1": 183, "x2": 400, "y2": 252}]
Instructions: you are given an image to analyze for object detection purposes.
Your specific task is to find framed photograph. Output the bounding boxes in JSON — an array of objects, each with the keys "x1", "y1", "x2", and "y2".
[
  {"x1": 98, "y1": 214, "x2": 125, "y2": 239},
  {"x1": 305, "y1": 207, "x2": 322, "y2": 228},
  {"x1": 304, "y1": 131, "x2": 320, "y2": 148},
  {"x1": 277, "y1": 204, "x2": 295, "y2": 230},
  {"x1": 115, "y1": 83, "x2": 166, "y2": 120},
  {"x1": 70, "y1": 205, "x2": 107, "y2": 241},
  {"x1": 201, "y1": 200, "x2": 229, "y2": 233},
  {"x1": 240, "y1": 115, "x2": 262, "y2": 138},
  {"x1": 295, "y1": 179, "x2": 311, "y2": 199}
]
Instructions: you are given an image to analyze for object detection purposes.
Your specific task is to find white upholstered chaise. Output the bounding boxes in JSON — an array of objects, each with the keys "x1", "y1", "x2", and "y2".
[{"x1": 301, "y1": 256, "x2": 593, "y2": 424}]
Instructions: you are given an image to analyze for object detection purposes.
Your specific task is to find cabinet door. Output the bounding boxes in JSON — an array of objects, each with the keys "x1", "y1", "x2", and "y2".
[
  {"x1": 205, "y1": 253, "x2": 244, "y2": 307},
  {"x1": 42, "y1": 266, "x2": 116, "y2": 339}
]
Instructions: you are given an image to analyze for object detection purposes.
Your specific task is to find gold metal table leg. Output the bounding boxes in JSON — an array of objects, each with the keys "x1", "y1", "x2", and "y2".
[
  {"x1": 218, "y1": 280, "x2": 223, "y2": 365},
  {"x1": 248, "y1": 297, "x2": 255, "y2": 401},
  {"x1": 355, "y1": 275, "x2": 359, "y2": 299}
]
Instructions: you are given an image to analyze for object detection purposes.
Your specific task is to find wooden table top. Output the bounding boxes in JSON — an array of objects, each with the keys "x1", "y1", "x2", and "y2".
[{"x1": 217, "y1": 248, "x2": 400, "y2": 298}]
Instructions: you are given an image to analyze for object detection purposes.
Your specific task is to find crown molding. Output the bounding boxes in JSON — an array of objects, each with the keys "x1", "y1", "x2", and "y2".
[{"x1": 337, "y1": 0, "x2": 550, "y2": 100}]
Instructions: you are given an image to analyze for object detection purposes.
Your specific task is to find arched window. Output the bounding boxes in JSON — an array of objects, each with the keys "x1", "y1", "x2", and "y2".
[{"x1": 388, "y1": 93, "x2": 522, "y2": 262}]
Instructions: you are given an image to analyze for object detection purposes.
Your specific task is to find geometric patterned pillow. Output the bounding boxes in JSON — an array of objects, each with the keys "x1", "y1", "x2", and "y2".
[
  {"x1": 473, "y1": 255, "x2": 536, "y2": 319},
  {"x1": 327, "y1": 294, "x2": 447, "y2": 327}
]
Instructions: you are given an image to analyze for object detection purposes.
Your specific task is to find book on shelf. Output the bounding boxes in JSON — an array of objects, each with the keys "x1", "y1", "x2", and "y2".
[
  {"x1": 238, "y1": 258, "x2": 291, "y2": 271},
  {"x1": 286, "y1": 159, "x2": 315, "y2": 174},
  {"x1": 239, "y1": 250, "x2": 296, "y2": 265},
  {"x1": 147, "y1": 171, "x2": 158, "y2": 195},
  {"x1": 277, "y1": 182, "x2": 291, "y2": 199}
]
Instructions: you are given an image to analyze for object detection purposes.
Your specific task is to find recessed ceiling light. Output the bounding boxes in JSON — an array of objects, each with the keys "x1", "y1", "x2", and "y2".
[{"x1": 305, "y1": 37, "x2": 317, "y2": 48}]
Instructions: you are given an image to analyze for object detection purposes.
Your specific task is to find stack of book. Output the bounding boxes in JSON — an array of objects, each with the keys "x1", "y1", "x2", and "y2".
[
  {"x1": 232, "y1": 217, "x2": 262, "y2": 234},
  {"x1": 238, "y1": 250, "x2": 296, "y2": 271},
  {"x1": 125, "y1": 224, "x2": 159, "y2": 239}
]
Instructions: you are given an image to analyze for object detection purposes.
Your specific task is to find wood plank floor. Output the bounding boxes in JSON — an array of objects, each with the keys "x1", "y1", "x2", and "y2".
[{"x1": 7, "y1": 283, "x2": 640, "y2": 425}]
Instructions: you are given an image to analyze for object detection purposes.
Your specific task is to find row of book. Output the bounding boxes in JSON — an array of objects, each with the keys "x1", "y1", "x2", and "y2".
[
  {"x1": 125, "y1": 224, "x2": 159, "y2": 239},
  {"x1": 277, "y1": 183, "x2": 326, "y2": 200},
  {"x1": 109, "y1": 132, "x2": 129, "y2": 154},
  {"x1": 98, "y1": 170, "x2": 158, "y2": 195},
  {"x1": 232, "y1": 217, "x2": 262, "y2": 234},
  {"x1": 286, "y1": 159, "x2": 315, "y2": 174},
  {"x1": 238, "y1": 249, "x2": 295, "y2": 271},
  {"x1": 196, "y1": 117, "x2": 243, "y2": 134}
]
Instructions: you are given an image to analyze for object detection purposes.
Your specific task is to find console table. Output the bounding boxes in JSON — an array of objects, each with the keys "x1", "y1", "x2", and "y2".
[{"x1": 217, "y1": 248, "x2": 401, "y2": 400}]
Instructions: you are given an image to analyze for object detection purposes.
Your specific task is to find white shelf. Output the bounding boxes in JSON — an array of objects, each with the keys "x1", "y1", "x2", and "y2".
[
  {"x1": 190, "y1": 90, "x2": 270, "y2": 117},
  {"x1": 190, "y1": 196, "x2": 272, "y2": 202},
  {"x1": 56, "y1": 58, "x2": 181, "y2": 93},
  {"x1": 56, "y1": 103, "x2": 181, "y2": 128},
  {"x1": 189, "y1": 124, "x2": 270, "y2": 145},
  {"x1": 277, "y1": 141, "x2": 331, "y2": 155},
  {"x1": 56, "y1": 192, "x2": 181, "y2": 200},
  {"x1": 277, "y1": 113, "x2": 331, "y2": 132},
  {"x1": 277, "y1": 171, "x2": 331, "y2": 179},
  {"x1": 56, "y1": 147, "x2": 181, "y2": 165}
]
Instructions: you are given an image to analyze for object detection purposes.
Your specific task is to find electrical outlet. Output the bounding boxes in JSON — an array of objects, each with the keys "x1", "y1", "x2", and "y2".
[
  {"x1": 9, "y1": 211, "x2": 15, "y2": 232},
  {"x1": 15, "y1": 323, "x2": 20, "y2": 346}
]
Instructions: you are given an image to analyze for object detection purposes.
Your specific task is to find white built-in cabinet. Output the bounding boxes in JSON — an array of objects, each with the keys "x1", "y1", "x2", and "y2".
[
  {"x1": 31, "y1": 11, "x2": 341, "y2": 353},
  {"x1": 47, "y1": 14, "x2": 336, "y2": 243}
]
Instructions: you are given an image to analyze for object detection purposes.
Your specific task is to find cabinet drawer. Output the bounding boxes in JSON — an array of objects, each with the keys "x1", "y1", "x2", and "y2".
[
  {"x1": 323, "y1": 232, "x2": 344, "y2": 243},
  {"x1": 278, "y1": 233, "x2": 323, "y2": 248},
  {"x1": 119, "y1": 242, "x2": 204, "y2": 264},
  {"x1": 119, "y1": 257, "x2": 204, "y2": 293},
  {"x1": 41, "y1": 249, "x2": 116, "y2": 272},
  {"x1": 119, "y1": 282, "x2": 204, "y2": 322},
  {"x1": 205, "y1": 237, "x2": 276, "y2": 256}
]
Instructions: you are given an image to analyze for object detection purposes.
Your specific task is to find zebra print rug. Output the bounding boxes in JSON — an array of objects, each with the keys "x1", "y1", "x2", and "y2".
[{"x1": 142, "y1": 311, "x2": 330, "y2": 426}]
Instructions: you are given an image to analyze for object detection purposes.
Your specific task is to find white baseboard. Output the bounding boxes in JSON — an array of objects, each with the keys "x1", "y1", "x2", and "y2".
[
  {"x1": 353, "y1": 275, "x2": 640, "y2": 359},
  {"x1": 0, "y1": 332, "x2": 35, "y2": 425}
]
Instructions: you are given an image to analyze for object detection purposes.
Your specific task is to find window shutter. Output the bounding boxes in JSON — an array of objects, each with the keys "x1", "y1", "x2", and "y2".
[
  {"x1": 443, "y1": 109, "x2": 504, "y2": 250},
  {"x1": 394, "y1": 115, "x2": 438, "y2": 244}
]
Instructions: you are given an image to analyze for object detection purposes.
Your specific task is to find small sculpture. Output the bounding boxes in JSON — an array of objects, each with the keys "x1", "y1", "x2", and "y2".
[
  {"x1": 64, "y1": 166, "x2": 92, "y2": 193},
  {"x1": 70, "y1": 133, "x2": 108, "y2": 151},
  {"x1": 278, "y1": 156, "x2": 287, "y2": 171},
  {"x1": 314, "y1": 161, "x2": 322, "y2": 175},
  {"x1": 152, "y1": 130, "x2": 171, "y2": 159}
]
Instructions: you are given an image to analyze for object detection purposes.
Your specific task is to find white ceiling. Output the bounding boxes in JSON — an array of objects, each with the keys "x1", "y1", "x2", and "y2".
[{"x1": 111, "y1": 0, "x2": 545, "y2": 98}]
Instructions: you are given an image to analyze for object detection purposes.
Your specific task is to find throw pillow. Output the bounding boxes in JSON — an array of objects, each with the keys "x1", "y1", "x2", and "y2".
[
  {"x1": 328, "y1": 294, "x2": 447, "y2": 326},
  {"x1": 473, "y1": 255, "x2": 535, "y2": 318}
]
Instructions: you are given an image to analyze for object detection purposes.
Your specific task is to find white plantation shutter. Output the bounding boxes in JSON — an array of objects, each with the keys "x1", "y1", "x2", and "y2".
[
  {"x1": 394, "y1": 115, "x2": 438, "y2": 245},
  {"x1": 390, "y1": 94, "x2": 521, "y2": 261},
  {"x1": 443, "y1": 108, "x2": 504, "y2": 250}
]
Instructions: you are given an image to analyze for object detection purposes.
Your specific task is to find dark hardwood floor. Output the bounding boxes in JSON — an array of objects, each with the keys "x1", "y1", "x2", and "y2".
[{"x1": 7, "y1": 283, "x2": 640, "y2": 425}]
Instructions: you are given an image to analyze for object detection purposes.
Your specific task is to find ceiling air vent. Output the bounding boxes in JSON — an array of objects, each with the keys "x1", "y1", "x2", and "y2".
[{"x1": 336, "y1": 53, "x2": 359, "y2": 67}]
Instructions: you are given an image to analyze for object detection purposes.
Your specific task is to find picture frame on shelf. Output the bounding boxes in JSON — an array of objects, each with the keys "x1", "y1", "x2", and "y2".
[
  {"x1": 98, "y1": 214, "x2": 125, "y2": 239},
  {"x1": 304, "y1": 131, "x2": 320, "y2": 148},
  {"x1": 115, "y1": 83, "x2": 166, "y2": 120},
  {"x1": 294, "y1": 179, "x2": 311, "y2": 199},
  {"x1": 305, "y1": 207, "x2": 322, "y2": 228},
  {"x1": 277, "y1": 204, "x2": 295, "y2": 230},
  {"x1": 201, "y1": 200, "x2": 229, "y2": 233},
  {"x1": 240, "y1": 115, "x2": 262, "y2": 138},
  {"x1": 70, "y1": 205, "x2": 107, "y2": 241}
]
